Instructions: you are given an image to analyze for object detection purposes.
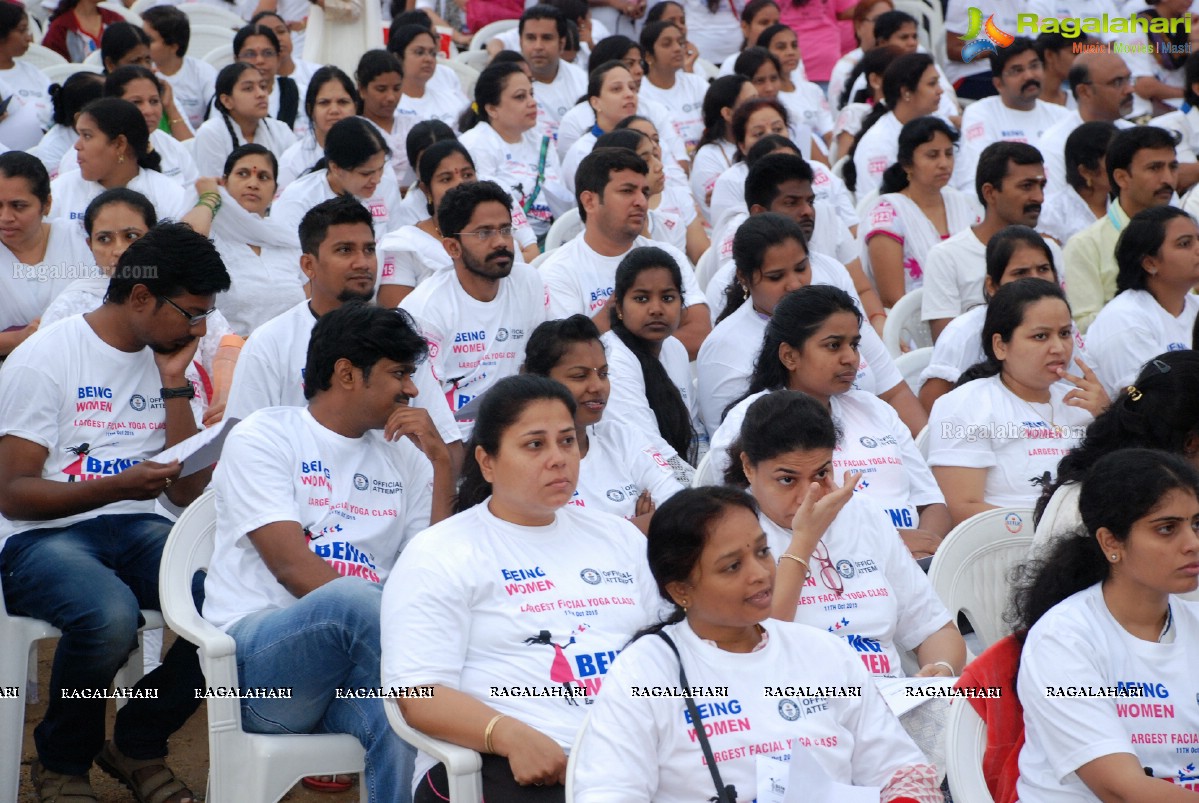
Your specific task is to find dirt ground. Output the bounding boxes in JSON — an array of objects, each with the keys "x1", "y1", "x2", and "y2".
[{"x1": 18, "y1": 631, "x2": 361, "y2": 803}]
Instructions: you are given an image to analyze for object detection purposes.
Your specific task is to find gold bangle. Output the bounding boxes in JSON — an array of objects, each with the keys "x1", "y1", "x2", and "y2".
[
  {"x1": 779, "y1": 553, "x2": 810, "y2": 576},
  {"x1": 483, "y1": 713, "x2": 506, "y2": 753}
]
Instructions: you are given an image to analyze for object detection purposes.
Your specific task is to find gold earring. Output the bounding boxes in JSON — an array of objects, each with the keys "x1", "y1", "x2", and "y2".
[{"x1": 118, "y1": 153, "x2": 125, "y2": 164}]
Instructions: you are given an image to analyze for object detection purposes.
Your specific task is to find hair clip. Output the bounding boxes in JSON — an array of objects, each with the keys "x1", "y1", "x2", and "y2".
[
  {"x1": 1151, "y1": 358, "x2": 1171, "y2": 375},
  {"x1": 1126, "y1": 385, "x2": 1143, "y2": 402}
]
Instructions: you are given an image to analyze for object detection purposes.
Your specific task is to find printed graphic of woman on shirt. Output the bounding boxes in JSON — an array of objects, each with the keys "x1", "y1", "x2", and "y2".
[{"x1": 524, "y1": 629, "x2": 583, "y2": 704}]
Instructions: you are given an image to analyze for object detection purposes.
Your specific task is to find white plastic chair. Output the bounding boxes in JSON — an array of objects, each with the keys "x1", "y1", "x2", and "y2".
[
  {"x1": 469, "y1": 18, "x2": 518, "y2": 50},
  {"x1": 694, "y1": 57, "x2": 718, "y2": 79},
  {"x1": 530, "y1": 250, "x2": 553, "y2": 269},
  {"x1": 187, "y1": 24, "x2": 237, "y2": 62},
  {"x1": 26, "y1": 13, "x2": 43, "y2": 42},
  {"x1": 914, "y1": 424, "x2": 930, "y2": 461},
  {"x1": 693, "y1": 449, "x2": 720, "y2": 486},
  {"x1": 2, "y1": 575, "x2": 163, "y2": 802},
  {"x1": 439, "y1": 57, "x2": 480, "y2": 101},
  {"x1": 83, "y1": 47, "x2": 103, "y2": 67},
  {"x1": 1030, "y1": 482, "x2": 1080, "y2": 557},
  {"x1": 892, "y1": 346, "x2": 931, "y2": 396},
  {"x1": 927, "y1": 508, "x2": 1034, "y2": 651},
  {"x1": 382, "y1": 697, "x2": 483, "y2": 801},
  {"x1": 19, "y1": 43, "x2": 67, "y2": 71},
  {"x1": 894, "y1": 0, "x2": 948, "y2": 69},
  {"x1": 453, "y1": 48, "x2": 492, "y2": 73},
  {"x1": 562, "y1": 713, "x2": 591, "y2": 802},
  {"x1": 944, "y1": 697, "x2": 994, "y2": 803},
  {"x1": 882, "y1": 287, "x2": 931, "y2": 357},
  {"x1": 545, "y1": 207, "x2": 581, "y2": 252},
  {"x1": 129, "y1": 0, "x2": 163, "y2": 13},
  {"x1": 159, "y1": 489, "x2": 368, "y2": 803},
  {"x1": 41, "y1": 60, "x2": 103, "y2": 83},
  {"x1": 203, "y1": 43, "x2": 235, "y2": 69},
  {"x1": 98, "y1": 0, "x2": 142, "y2": 25},
  {"x1": 179, "y1": 3, "x2": 247, "y2": 30},
  {"x1": 692, "y1": 245, "x2": 720, "y2": 294}
]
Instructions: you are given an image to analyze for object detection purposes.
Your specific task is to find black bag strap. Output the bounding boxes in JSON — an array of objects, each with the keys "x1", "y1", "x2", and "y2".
[
  {"x1": 276, "y1": 76, "x2": 299, "y2": 128},
  {"x1": 655, "y1": 631, "x2": 737, "y2": 803}
]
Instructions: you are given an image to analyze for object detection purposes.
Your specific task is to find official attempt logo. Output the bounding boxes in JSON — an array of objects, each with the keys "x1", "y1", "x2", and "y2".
[{"x1": 961, "y1": 8, "x2": 1015, "y2": 63}]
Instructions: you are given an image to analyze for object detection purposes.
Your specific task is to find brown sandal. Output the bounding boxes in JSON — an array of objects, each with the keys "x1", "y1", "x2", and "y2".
[
  {"x1": 30, "y1": 760, "x2": 98, "y2": 803},
  {"x1": 95, "y1": 741, "x2": 194, "y2": 803}
]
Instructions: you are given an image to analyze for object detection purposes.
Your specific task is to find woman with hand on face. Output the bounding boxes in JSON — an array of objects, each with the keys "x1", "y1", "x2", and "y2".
[
  {"x1": 381, "y1": 375, "x2": 664, "y2": 801},
  {"x1": 524, "y1": 315, "x2": 684, "y2": 531},
  {"x1": 861, "y1": 116, "x2": 979, "y2": 308},
  {"x1": 276, "y1": 66, "x2": 359, "y2": 190},
  {"x1": 1014, "y1": 448, "x2": 1199, "y2": 803},
  {"x1": 726, "y1": 390, "x2": 964, "y2": 674},
  {"x1": 193, "y1": 62, "x2": 297, "y2": 179},
  {"x1": 572, "y1": 485, "x2": 943, "y2": 802},
  {"x1": 376, "y1": 140, "x2": 540, "y2": 307},
  {"x1": 929, "y1": 280, "x2": 1109, "y2": 526},
  {"x1": 1085, "y1": 206, "x2": 1199, "y2": 399},
  {"x1": 459, "y1": 62, "x2": 571, "y2": 242},
  {"x1": 273, "y1": 116, "x2": 403, "y2": 242},
  {"x1": 637, "y1": 21, "x2": 710, "y2": 159}
]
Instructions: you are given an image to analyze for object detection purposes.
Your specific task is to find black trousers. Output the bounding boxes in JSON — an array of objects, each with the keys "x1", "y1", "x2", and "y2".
[{"x1": 415, "y1": 755, "x2": 565, "y2": 803}]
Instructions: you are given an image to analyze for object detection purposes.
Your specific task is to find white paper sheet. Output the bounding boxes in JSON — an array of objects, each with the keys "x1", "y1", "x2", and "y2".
[
  {"x1": 150, "y1": 417, "x2": 239, "y2": 477},
  {"x1": 755, "y1": 751, "x2": 881, "y2": 803}
]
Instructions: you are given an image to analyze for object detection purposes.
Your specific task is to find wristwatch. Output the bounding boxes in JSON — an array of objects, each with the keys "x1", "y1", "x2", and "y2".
[{"x1": 160, "y1": 384, "x2": 196, "y2": 400}]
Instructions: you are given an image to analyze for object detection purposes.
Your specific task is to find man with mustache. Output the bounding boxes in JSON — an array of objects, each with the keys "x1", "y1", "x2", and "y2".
[
  {"x1": 923, "y1": 141, "x2": 1062, "y2": 340},
  {"x1": 399, "y1": 180, "x2": 548, "y2": 437},
  {"x1": 1155, "y1": 53, "x2": 1199, "y2": 196},
  {"x1": 1040, "y1": 52, "x2": 1137, "y2": 198},
  {"x1": 1065, "y1": 125, "x2": 1180, "y2": 331},
  {"x1": 205, "y1": 300, "x2": 456, "y2": 803},
  {"x1": 952, "y1": 37, "x2": 1071, "y2": 195}
]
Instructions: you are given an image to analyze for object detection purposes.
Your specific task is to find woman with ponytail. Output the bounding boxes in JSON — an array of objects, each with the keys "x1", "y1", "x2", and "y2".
[
  {"x1": 1013, "y1": 448, "x2": 1199, "y2": 802},
  {"x1": 832, "y1": 44, "x2": 899, "y2": 158},
  {"x1": 928, "y1": 279, "x2": 1108, "y2": 525},
  {"x1": 193, "y1": 62, "x2": 296, "y2": 178},
  {"x1": 381, "y1": 374, "x2": 661, "y2": 800},
  {"x1": 50, "y1": 97, "x2": 191, "y2": 224},
  {"x1": 860, "y1": 115, "x2": 978, "y2": 307},
  {"x1": 31, "y1": 70, "x2": 104, "y2": 177},
  {"x1": 600, "y1": 247, "x2": 699, "y2": 468},
  {"x1": 572, "y1": 485, "x2": 943, "y2": 802},
  {"x1": 690, "y1": 75, "x2": 757, "y2": 222}
]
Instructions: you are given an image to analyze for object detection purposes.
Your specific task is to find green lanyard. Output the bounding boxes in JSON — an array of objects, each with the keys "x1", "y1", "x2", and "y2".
[{"x1": 522, "y1": 135, "x2": 550, "y2": 215}]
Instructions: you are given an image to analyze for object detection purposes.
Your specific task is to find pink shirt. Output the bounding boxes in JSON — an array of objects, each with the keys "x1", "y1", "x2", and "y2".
[{"x1": 779, "y1": 0, "x2": 842, "y2": 81}]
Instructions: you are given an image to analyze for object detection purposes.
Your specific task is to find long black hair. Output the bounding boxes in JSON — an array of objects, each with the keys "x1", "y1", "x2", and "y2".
[
  {"x1": 1115, "y1": 205, "x2": 1195, "y2": 294},
  {"x1": 78, "y1": 98, "x2": 162, "y2": 173},
  {"x1": 718, "y1": 213, "x2": 807, "y2": 324},
  {"x1": 312, "y1": 116, "x2": 391, "y2": 175},
  {"x1": 839, "y1": 44, "x2": 901, "y2": 110},
  {"x1": 957, "y1": 279, "x2": 1069, "y2": 386},
  {"x1": 723, "y1": 390, "x2": 839, "y2": 486},
  {"x1": 697, "y1": 75, "x2": 753, "y2": 151},
  {"x1": 609, "y1": 247, "x2": 695, "y2": 462},
  {"x1": 460, "y1": 62, "x2": 525, "y2": 131},
  {"x1": 210, "y1": 62, "x2": 259, "y2": 153},
  {"x1": 843, "y1": 51, "x2": 933, "y2": 192},
  {"x1": 48, "y1": 71, "x2": 104, "y2": 129},
  {"x1": 455, "y1": 374, "x2": 578, "y2": 513},
  {"x1": 1009, "y1": 448, "x2": 1199, "y2": 643},
  {"x1": 879, "y1": 115, "x2": 958, "y2": 194}
]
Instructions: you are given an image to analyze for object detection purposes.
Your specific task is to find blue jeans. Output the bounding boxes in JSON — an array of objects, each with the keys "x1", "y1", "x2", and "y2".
[
  {"x1": 1, "y1": 514, "x2": 205, "y2": 775},
  {"x1": 224, "y1": 576, "x2": 414, "y2": 803}
]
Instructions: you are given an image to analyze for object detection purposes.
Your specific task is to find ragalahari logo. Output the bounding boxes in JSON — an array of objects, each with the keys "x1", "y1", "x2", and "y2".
[{"x1": 961, "y1": 7, "x2": 1015, "y2": 63}]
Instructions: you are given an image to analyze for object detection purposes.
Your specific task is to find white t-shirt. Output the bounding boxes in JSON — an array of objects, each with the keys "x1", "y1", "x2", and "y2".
[
  {"x1": 690, "y1": 139, "x2": 738, "y2": 224},
  {"x1": 827, "y1": 48, "x2": 862, "y2": 110},
  {"x1": 223, "y1": 299, "x2": 462, "y2": 445},
  {"x1": 600, "y1": 330, "x2": 696, "y2": 454},
  {"x1": 710, "y1": 159, "x2": 858, "y2": 237},
  {"x1": 669, "y1": 0, "x2": 742, "y2": 64},
  {"x1": 0, "y1": 61, "x2": 53, "y2": 150},
  {"x1": 58, "y1": 130, "x2": 198, "y2": 188},
  {"x1": 1017, "y1": 584, "x2": 1199, "y2": 801},
  {"x1": 637, "y1": 71, "x2": 709, "y2": 158},
  {"x1": 1039, "y1": 187, "x2": 1100, "y2": 246},
  {"x1": 49, "y1": 167, "x2": 190, "y2": 230},
  {"x1": 272, "y1": 167, "x2": 404, "y2": 243},
  {"x1": 954, "y1": 98, "x2": 1070, "y2": 193},
  {"x1": 159, "y1": 56, "x2": 218, "y2": 132},
  {"x1": 398, "y1": 263, "x2": 548, "y2": 435},
  {"x1": 761, "y1": 495, "x2": 951, "y2": 677},
  {"x1": 555, "y1": 95, "x2": 690, "y2": 168},
  {"x1": 860, "y1": 189, "x2": 981, "y2": 297},
  {"x1": 211, "y1": 237, "x2": 306, "y2": 336},
  {"x1": 0, "y1": 315, "x2": 174, "y2": 549},
  {"x1": 531, "y1": 60, "x2": 588, "y2": 128},
  {"x1": 851, "y1": 111, "x2": 903, "y2": 198},
  {"x1": 458, "y1": 122, "x2": 571, "y2": 236},
  {"x1": 540, "y1": 234, "x2": 706, "y2": 319},
  {"x1": 30, "y1": 125, "x2": 77, "y2": 179},
  {"x1": 779, "y1": 80, "x2": 835, "y2": 140},
  {"x1": 927, "y1": 374, "x2": 1092, "y2": 509},
  {"x1": 571, "y1": 419, "x2": 683, "y2": 518},
  {"x1": 0, "y1": 220, "x2": 93, "y2": 331},
  {"x1": 695, "y1": 280, "x2": 901, "y2": 436},
  {"x1": 1039, "y1": 111, "x2": 1134, "y2": 196},
  {"x1": 203, "y1": 405, "x2": 433, "y2": 630},
  {"x1": 380, "y1": 501, "x2": 663, "y2": 787},
  {"x1": 572, "y1": 617, "x2": 927, "y2": 803},
  {"x1": 378, "y1": 224, "x2": 452, "y2": 289},
  {"x1": 1084, "y1": 289, "x2": 1199, "y2": 398},
  {"x1": 275, "y1": 133, "x2": 323, "y2": 191},
  {"x1": 268, "y1": 75, "x2": 310, "y2": 139},
  {"x1": 711, "y1": 389, "x2": 941, "y2": 528},
  {"x1": 192, "y1": 115, "x2": 297, "y2": 178},
  {"x1": 395, "y1": 85, "x2": 467, "y2": 145}
]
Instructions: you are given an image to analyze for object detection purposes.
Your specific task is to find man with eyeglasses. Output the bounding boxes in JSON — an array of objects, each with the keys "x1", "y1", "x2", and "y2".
[
  {"x1": 1153, "y1": 51, "x2": 1199, "y2": 196},
  {"x1": 952, "y1": 37, "x2": 1071, "y2": 194},
  {"x1": 398, "y1": 180, "x2": 547, "y2": 437},
  {"x1": 1040, "y1": 51, "x2": 1137, "y2": 198},
  {"x1": 0, "y1": 223, "x2": 229, "y2": 802}
]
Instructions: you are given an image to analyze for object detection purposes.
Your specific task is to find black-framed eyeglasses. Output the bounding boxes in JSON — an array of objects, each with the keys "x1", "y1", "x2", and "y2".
[
  {"x1": 159, "y1": 296, "x2": 217, "y2": 326},
  {"x1": 453, "y1": 226, "x2": 516, "y2": 242}
]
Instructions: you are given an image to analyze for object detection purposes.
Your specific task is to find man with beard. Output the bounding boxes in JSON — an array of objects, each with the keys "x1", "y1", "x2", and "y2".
[
  {"x1": 224, "y1": 196, "x2": 464, "y2": 465},
  {"x1": 0, "y1": 224, "x2": 227, "y2": 803},
  {"x1": 923, "y1": 142, "x2": 1061, "y2": 340},
  {"x1": 1065, "y1": 126, "x2": 1180, "y2": 331},
  {"x1": 398, "y1": 181, "x2": 548, "y2": 437},
  {"x1": 1040, "y1": 52, "x2": 1138, "y2": 198},
  {"x1": 204, "y1": 301, "x2": 456, "y2": 803},
  {"x1": 952, "y1": 37, "x2": 1071, "y2": 194}
]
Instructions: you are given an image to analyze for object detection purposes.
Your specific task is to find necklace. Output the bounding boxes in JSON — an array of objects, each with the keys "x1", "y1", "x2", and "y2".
[{"x1": 1000, "y1": 375, "x2": 1062, "y2": 432}]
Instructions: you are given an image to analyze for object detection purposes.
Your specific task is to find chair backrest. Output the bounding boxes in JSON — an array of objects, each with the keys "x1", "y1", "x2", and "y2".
[
  {"x1": 180, "y1": 3, "x2": 247, "y2": 30},
  {"x1": 439, "y1": 56, "x2": 481, "y2": 101},
  {"x1": 98, "y1": 0, "x2": 142, "y2": 25},
  {"x1": 692, "y1": 245, "x2": 720, "y2": 293},
  {"x1": 204, "y1": 43, "x2": 235, "y2": 69},
  {"x1": 20, "y1": 43, "x2": 67, "y2": 70},
  {"x1": 927, "y1": 507, "x2": 1034, "y2": 651},
  {"x1": 1030, "y1": 482, "x2": 1080, "y2": 557},
  {"x1": 41, "y1": 60, "x2": 102, "y2": 83},
  {"x1": 882, "y1": 287, "x2": 931, "y2": 357},
  {"x1": 892, "y1": 346, "x2": 932, "y2": 396},
  {"x1": 530, "y1": 250, "x2": 553, "y2": 269},
  {"x1": 545, "y1": 207, "x2": 581, "y2": 252},
  {"x1": 469, "y1": 18, "x2": 518, "y2": 50},
  {"x1": 944, "y1": 697, "x2": 994, "y2": 803},
  {"x1": 694, "y1": 58, "x2": 718, "y2": 79},
  {"x1": 453, "y1": 48, "x2": 492, "y2": 74},
  {"x1": 914, "y1": 424, "x2": 930, "y2": 461},
  {"x1": 187, "y1": 24, "x2": 236, "y2": 62},
  {"x1": 693, "y1": 449, "x2": 719, "y2": 486},
  {"x1": 893, "y1": 0, "x2": 948, "y2": 68}
]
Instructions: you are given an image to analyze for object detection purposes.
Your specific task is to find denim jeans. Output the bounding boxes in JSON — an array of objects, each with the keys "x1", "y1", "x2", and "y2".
[
  {"x1": 224, "y1": 576, "x2": 415, "y2": 803},
  {"x1": 0, "y1": 513, "x2": 205, "y2": 775}
]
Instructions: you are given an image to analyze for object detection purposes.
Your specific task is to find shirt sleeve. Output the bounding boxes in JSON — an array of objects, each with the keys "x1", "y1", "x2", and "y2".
[
  {"x1": 863, "y1": 197, "x2": 906, "y2": 245},
  {"x1": 875, "y1": 503, "x2": 952, "y2": 650},
  {"x1": 921, "y1": 244, "x2": 964, "y2": 321},
  {"x1": 412, "y1": 360, "x2": 462, "y2": 445},
  {"x1": 216, "y1": 417, "x2": 305, "y2": 540},
  {"x1": 0, "y1": 363, "x2": 60, "y2": 449},
  {"x1": 859, "y1": 325, "x2": 903, "y2": 394},
  {"x1": 1063, "y1": 231, "x2": 1107, "y2": 333},
  {"x1": 926, "y1": 388, "x2": 999, "y2": 470},
  {"x1": 541, "y1": 258, "x2": 585, "y2": 319},
  {"x1": 696, "y1": 343, "x2": 748, "y2": 437},
  {"x1": 223, "y1": 336, "x2": 282, "y2": 421}
]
